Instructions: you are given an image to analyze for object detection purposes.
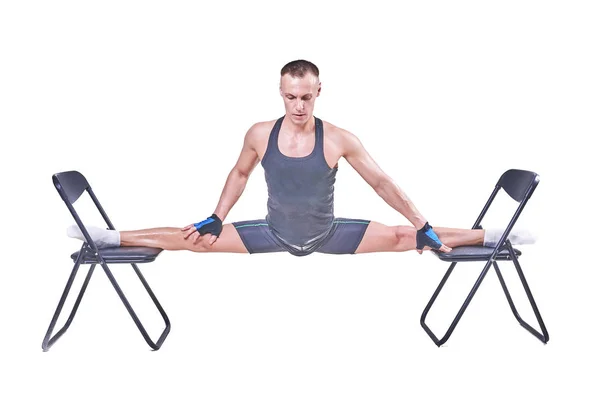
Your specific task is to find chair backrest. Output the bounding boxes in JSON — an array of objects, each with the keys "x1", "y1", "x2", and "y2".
[
  {"x1": 497, "y1": 169, "x2": 540, "y2": 203},
  {"x1": 53, "y1": 171, "x2": 90, "y2": 205},
  {"x1": 53, "y1": 170, "x2": 116, "y2": 252}
]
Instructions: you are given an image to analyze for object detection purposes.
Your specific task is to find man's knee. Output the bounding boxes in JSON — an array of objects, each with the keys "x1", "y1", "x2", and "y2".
[
  {"x1": 186, "y1": 236, "x2": 214, "y2": 252},
  {"x1": 394, "y1": 226, "x2": 416, "y2": 251}
]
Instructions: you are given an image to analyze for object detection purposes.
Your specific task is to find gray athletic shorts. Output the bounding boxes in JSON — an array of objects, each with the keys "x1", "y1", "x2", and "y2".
[{"x1": 232, "y1": 218, "x2": 371, "y2": 256}]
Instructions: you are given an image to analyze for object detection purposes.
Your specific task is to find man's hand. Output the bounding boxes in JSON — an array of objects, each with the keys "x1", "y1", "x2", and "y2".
[
  {"x1": 416, "y1": 222, "x2": 452, "y2": 254},
  {"x1": 182, "y1": 214, "x2": 223, "y2": 246}
]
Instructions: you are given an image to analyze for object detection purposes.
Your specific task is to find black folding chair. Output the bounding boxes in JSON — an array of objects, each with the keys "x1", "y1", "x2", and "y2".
[
  {"x1": 420, "y1": 169, "x2": 549, "y2": 346},
  {"x1": 42, "y1": 171, "x2": 171, "y2": 351}
]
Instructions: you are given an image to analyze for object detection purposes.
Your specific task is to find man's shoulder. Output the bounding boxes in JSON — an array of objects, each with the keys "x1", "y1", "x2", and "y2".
[
  {"x1": 321, "y1": 119, "x2": 356, "y2": 143},
  {"x1": 251, "y1": 119, "x2": 278, "y2": 129},
  {"x1": 245, "y1": 119, "x2": 278, "y2": 140}
]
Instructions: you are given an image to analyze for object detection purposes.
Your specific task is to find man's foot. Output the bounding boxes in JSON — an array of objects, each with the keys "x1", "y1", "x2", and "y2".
[
  {"x1": 483, "y1": 228, "x2": 537, "y2": 247},
  {"x1": 67, "y1": 225, "x2": 121, "y2": 248}
]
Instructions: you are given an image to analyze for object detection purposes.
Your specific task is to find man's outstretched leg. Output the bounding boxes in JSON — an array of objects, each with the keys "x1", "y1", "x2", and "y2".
[
  {"x1": 67, "y1": 224, "x2": 248, "y2": 253},
  {"x1": 354, "y1": 222, "x2": 534, "y2": 254}
]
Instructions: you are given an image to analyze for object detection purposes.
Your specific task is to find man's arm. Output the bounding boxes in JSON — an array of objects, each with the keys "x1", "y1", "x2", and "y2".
[
  {"x1": 342, "y1": 131, "x2": 427, "y2": 229},
  {"x1": 212, "y1": 125, "x2": 261, "y2": 221},
  {"x1": 341, "y1": 130, "x2": 450, "y2": 252},
  {"x1": 182, "y1": 125, "x2": 260, "y2": 245}
]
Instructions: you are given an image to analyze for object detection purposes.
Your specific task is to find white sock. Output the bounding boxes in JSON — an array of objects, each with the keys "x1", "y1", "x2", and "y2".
[
  {"x1": 67, "y1": 225, "x2": 121, "y2": 248},
  {"x1": 483, "y1": 228, "x2": 537, "y2": 247}
]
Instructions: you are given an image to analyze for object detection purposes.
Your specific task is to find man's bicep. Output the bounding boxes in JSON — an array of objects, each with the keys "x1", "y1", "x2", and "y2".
[
  {"x1": 343, "y1": 133, "x2": 388, "y2": 189},
  {"x1": 233, "y1": 129, "x2": 260, "y2": 177}
]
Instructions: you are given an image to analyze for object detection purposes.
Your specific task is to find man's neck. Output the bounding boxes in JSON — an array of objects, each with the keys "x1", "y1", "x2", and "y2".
[{"x1": 282, "y1": 115, "x2": 315, "y2": 136}]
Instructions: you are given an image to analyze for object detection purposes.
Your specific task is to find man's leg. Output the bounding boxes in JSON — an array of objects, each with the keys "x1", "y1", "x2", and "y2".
[
  {"x1": 68, "y1": 219, "x2": 286, "y2": 254},
  {"x1": 120, "y1": 224, "x2": 248, "y2": 253},
  {"x1": 355, "y1": 222, "x2": 483, "y2": 254}
]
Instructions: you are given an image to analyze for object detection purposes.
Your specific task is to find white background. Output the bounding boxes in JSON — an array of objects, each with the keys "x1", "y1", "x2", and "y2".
[{"x1": 1, "y1": 1, "x2": 599, "y2": 399}]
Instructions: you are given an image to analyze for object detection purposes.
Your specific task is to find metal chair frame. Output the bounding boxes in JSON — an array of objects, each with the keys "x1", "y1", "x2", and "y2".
[
  {"x1": 42, "y1": 171, "x2": 170, "y2": 351},
  {"x1": 420, "y1": 169, "x2": 549, "y2": 346}
]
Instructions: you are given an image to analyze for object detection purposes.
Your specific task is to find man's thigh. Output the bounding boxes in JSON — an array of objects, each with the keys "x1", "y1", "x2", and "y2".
[
  {"x1": 353, "y1": 221, "x2": 416, "y2": 253},
  {"x1": 317, "y1": 218, "x2": 371, "y2": 254},
  {"x1": 187, "y1": 224, "x2": 249, "y2": 253},
  {"x1": 231, "y1": 219, "x2": 286, "y2": 254}
]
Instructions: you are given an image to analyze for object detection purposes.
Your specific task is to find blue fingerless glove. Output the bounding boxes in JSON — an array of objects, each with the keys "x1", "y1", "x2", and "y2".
[
  {"x1": 194, "y1": 214, "x2": 223, "y2": 237},
  {"x1": 416, "y1": 222, "x2": 442, "y2": 250}
]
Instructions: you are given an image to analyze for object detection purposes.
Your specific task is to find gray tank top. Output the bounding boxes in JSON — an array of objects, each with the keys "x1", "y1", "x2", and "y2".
[{"x1": 261, "y1": 116, "x2": 337, "y2": 255}]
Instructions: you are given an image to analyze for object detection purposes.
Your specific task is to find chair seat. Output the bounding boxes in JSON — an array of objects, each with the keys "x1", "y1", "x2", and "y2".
[
  {"x1": 71, "y1": 246, "x2": 163, "y2": 264},
  {"x1": 433, "y1": 245, "x2": 521, "y2": 262}
]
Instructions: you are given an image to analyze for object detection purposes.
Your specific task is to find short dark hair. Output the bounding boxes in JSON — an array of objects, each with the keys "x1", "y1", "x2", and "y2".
[{"x1": 280, "y1": 60, "x2": 319, "y2": 78}]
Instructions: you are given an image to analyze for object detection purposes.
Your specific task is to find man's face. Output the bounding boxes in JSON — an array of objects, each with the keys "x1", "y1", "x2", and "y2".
[{"x1": 280, "y1": 72, "x2": 321, "y2": 125}]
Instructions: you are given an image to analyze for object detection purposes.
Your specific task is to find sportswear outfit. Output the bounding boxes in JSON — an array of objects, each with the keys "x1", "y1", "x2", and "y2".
[{"x1": 233, "y1": 116, "x2": 370, "y2": 256}]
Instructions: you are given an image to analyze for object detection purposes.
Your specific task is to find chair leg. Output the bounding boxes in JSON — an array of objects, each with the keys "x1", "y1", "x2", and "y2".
[
  {"x1": 421, "y1": 260, "x2": 494, "y2": 346},
  {"x1": 98, "y1": 261, "x2": 171, "y2": 350},
  {"x1": 493, "y1": 248, "x2": 549, "y2": 343},
  {"x1": 42, "y1": 250, "x2": 96, "y2": 351}
]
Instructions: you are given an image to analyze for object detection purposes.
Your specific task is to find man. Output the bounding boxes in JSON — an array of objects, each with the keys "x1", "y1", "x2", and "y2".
[{"x1": 68, "y1": 60, "x2": 534, "y2": 254}]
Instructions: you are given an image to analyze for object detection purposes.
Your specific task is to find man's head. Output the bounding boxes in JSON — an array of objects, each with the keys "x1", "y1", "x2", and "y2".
[{"x1": 280, "y1": 60, "x2": 321, "y2": 126}]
